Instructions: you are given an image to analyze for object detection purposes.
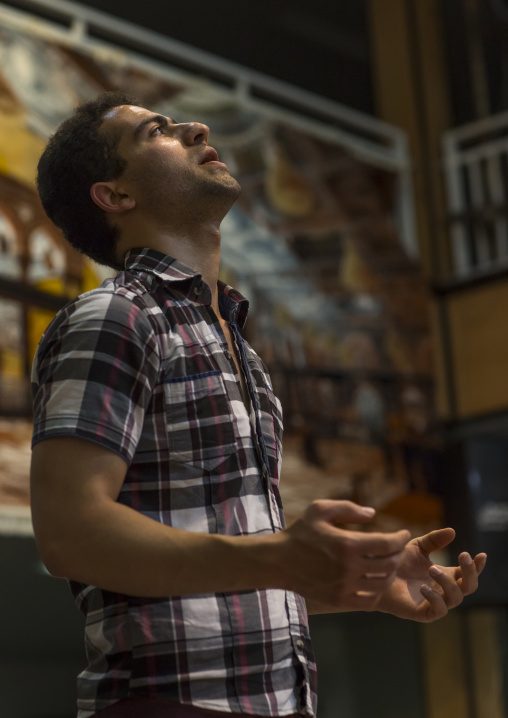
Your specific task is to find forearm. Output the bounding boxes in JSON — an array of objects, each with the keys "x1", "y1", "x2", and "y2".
[
  {"x1": 38, "y1": 499, "x2": 286, "y2": 597},
  {"x1": 31, "y1": 440, "x2": 411, "y2": 606},
  {"x1": 305, "y1": 598, "x2": 365, "y2": 615}
]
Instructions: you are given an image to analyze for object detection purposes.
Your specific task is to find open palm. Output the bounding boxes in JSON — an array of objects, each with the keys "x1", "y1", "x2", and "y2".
[{"x1": 377, "y1": 528, "x2": 487, "y2": 622}]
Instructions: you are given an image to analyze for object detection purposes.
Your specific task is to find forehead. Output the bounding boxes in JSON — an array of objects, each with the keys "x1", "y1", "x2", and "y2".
[{"x1": 100, "y1": 104, "x2": 152, "y2": 135}]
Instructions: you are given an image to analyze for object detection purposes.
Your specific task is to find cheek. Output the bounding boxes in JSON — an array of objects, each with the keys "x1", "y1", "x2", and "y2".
[
  {"x1": 131, "y1": 158, "x2": 196, "y2": 211},
  {"x1": 131, "y1": 151, "x2": 182, "y2": 188}
]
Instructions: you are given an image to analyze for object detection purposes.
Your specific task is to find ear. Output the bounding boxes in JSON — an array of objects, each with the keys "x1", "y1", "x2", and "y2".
[{"x1": 90, "y1": 182, "x2": 136, "y2": 214}]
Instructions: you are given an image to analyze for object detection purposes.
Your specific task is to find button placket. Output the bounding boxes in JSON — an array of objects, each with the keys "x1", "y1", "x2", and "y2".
[
  {"x1": 286, "y1": 592, "x2": 313, "y2": 716},
  {"x1": 229, "y1": 323, "x2": 281, "y2": 531}
]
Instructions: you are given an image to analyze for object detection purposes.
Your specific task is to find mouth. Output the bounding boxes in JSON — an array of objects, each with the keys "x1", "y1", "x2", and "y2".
[{"x1": 199, "y1": 147, "x2": 220, "y2": 165}]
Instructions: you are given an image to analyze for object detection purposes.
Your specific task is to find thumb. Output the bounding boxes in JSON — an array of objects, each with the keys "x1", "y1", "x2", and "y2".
[
  {"x1": 308, "y1": 499, "x2": 376, "y2": 526},
  {"x1": 416, "y1": 527, "x2": 456, "y2": 555}
]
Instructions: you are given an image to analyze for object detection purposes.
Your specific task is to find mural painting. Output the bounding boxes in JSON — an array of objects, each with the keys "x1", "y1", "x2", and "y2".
[{"x1": 0, "y1": 20, "x2": 442, "y2": 538}]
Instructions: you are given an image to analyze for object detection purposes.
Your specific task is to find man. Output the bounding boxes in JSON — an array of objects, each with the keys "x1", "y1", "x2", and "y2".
[{"x1": 31, "y1": 92, "x2": 486, "y2": 718}]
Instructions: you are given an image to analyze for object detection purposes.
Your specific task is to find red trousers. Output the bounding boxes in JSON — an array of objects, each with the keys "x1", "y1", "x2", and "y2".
[{"x1": 92, "y1": 696, "x2": 300, "y2": 718}]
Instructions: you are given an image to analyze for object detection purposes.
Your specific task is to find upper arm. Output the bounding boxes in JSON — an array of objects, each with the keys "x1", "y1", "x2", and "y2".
[
  {"x1": 31, "y1": 290, "x2": 161, "y2": 465},
  {"x1": 30, "y1": 437, "x2": 128, "y2": 572},
  {"x1": 30, "y1": 292, "x2": 160, "y2": 574}
]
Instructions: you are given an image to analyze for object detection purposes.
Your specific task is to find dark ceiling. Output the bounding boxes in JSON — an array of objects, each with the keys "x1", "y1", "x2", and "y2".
[
  {"x1": 7, "y1": 1, "x2": 508, "y2": 126},
  {"x1": 32, "y1": 0, "x2": 375, "y2": 114}
]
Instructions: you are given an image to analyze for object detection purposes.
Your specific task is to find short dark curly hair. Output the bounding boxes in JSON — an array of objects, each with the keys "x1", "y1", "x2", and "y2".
[{"x1": 36, "y1": 91, "x2": 143, "y2": 270}]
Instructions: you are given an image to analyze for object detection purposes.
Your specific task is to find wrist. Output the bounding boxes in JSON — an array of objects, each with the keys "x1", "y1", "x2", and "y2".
[
  {"x1": 374, "y1": 583, "x2": 398, "y2": 615},
  {"x1": 224, "y1": 530, "x2": 292, "y2": 593}
]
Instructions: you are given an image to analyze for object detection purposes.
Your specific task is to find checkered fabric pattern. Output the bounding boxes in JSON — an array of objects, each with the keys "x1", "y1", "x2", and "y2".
[{"x1": 31, "y1": 248, "x2": 317, "y2": 718}]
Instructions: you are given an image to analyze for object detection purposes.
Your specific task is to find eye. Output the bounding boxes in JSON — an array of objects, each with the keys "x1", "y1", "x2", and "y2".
[{"x1": 151, "y1": 125, "x2": 165, "y2": 136}]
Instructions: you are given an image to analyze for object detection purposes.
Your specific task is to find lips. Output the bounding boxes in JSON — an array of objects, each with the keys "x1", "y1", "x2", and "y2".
[{"x1": 199, "y1": 147, "x2": 220, "y2": 165}]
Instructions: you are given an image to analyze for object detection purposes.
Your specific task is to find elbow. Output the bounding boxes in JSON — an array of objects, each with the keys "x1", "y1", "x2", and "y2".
[
  {"x1": 32, "y1": 515, "x2": 82, "y2": 579},
  {"x1": 34, "y1": 534, "x2": 72, "y2": 579}
]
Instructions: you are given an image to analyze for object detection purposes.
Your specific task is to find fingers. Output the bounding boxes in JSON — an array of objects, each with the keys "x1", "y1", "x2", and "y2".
[
  {"x1": 474, "y1": 552, "x2": 487, "y2": 575},
  {"x1": 457, "y1": 552, "x2": 479, "y2": 595},
  {"x1": 418, "y1": 549, "x2": 487, "y2": 622},
  {"x1": 334, "y1": 535, "x2": 408, "y2": 601},
  {"x1": 428, "y1": 565, "x2": 464, "y2": 608},
  {"x1": 415, "y1": 527, "x2": 455, "y2": 555},
  {"x1": 434, "y1": 551, "x2": 487, "y2": 603},
  {"x1": 291, "y1": 500, "x2": 412, "y2": 609},
  {"x1": 457, "y1": 552, "x2": 487, "y2": 593},
  {"x1": 311, "y1": 499, "x2": 377, "y2": 525},
  {"x1": 355, "y1": 529, "x2": 411, "y2": 558},
  {"x1": 417, "y1": 566, "x2": 464, "y2": 622},
  {"x1": 307, "y1": 500, "x2": 411, "y2": 556},
  {"x1": 420, "y1": 584, "x2": 448, "y2": 620}
]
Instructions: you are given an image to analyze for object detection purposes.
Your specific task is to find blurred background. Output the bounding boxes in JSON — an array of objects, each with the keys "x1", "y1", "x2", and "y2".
[{"x1": 0, "y1": 0, "x2": 507, "y2": 716}]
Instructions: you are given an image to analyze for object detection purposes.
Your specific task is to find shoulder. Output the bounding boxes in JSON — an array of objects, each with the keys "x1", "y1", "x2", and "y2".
[
  {"x1": 46, "y1": 276, "x2": 158, "y2": 337},
  {"x1": 35, "y1": 277, "x2": 164, "y2": 368}
]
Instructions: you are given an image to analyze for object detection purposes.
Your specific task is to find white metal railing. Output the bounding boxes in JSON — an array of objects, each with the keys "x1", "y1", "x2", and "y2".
[
  {"x1": 0, "y1": 0, "x2": 417, "y2": 257},
  {"x1": 443, "y1": 111, "x2": 508, "y2": 277}
]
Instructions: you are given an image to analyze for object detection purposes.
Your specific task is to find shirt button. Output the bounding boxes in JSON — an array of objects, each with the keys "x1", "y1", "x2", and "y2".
[
  {"x1": 224, "y1": 349, "x2": 232, "y2": 360},
  {"x1": 193, "y1": 283, "x2": 203, "y2": 296},
  {"x1": 296, "y1": 639, "x2": 304, "y2": 650}
]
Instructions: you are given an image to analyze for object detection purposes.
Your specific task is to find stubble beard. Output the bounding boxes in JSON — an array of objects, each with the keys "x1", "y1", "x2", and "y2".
[
  {"x1": 135, "y1": 163, "x2": 241, "y2": 223},
  {"x1": 195, "y1": 167, "x2": 241, "y2": 203}
]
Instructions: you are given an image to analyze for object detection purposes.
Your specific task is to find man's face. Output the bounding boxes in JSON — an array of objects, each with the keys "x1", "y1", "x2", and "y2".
[{"x1": 100, "y1": 104, "x2": 240, "y2": 217}]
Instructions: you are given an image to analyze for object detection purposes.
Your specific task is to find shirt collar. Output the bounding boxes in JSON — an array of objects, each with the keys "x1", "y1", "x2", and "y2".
[
  {"x1": 217, "y1": 280, "x2": 249, "y2": 328},
  {"x1": 124, "y1": 247, "x2": 249, "y2": 329}
]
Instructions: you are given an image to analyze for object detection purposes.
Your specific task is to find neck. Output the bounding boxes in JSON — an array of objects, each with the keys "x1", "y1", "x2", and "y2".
[{"x1": 117, "y1": 216, "x2": 223, "y2": 314}]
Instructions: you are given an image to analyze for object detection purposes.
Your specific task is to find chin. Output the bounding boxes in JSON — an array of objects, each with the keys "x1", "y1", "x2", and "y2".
[
  {"x1": 229, "y1": 177, "x2": 242, "y2": 197},
  {"x1": 209, "y1": 173, "x2": 241, "y2": 200}
]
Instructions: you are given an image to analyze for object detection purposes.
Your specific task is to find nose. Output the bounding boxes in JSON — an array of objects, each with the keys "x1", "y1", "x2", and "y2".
[{"x1": 176, "y1": 121, "x2": 210, "y2": 146}]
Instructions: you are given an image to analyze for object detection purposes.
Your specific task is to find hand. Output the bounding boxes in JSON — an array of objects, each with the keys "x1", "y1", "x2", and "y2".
[
  {"x1": 281, "y1": 500, "x2": 410, "y2": 610},
  {"x1": 377, "y1": 527, "x2": 487, "y2": 622}
]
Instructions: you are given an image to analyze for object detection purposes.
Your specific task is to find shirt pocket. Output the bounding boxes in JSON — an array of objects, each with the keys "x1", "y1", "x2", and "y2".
[{"x1": 162, "y1": 370, "x2": 237, "y2": 471}]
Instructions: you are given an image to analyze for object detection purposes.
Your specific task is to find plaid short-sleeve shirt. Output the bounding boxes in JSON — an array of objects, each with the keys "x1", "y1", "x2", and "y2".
[{"x1": 31, "y1": 248, "x2": 317, "y2": 718}]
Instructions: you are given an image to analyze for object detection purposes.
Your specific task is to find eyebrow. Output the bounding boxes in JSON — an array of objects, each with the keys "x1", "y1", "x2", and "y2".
[{"x1": 133, "y1": 114, "x2": 174, "y2": 141}]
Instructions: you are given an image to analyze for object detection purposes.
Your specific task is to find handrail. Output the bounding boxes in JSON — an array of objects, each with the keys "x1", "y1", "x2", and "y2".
[
  {"x1": 444, "y1": 109, "x2": 508, "y2": 142},
  {"x1": 0, "y1": 0, "x2": 418, "y2": 256},
  {"x1": 443, "y1": 112, "x2": 508, "y2": 277},
  {"x1": 3, "y1": 0, "x2": 401, "y2": 139}
]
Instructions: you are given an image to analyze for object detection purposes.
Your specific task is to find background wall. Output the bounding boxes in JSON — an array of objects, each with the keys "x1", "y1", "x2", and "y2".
[{"x1": 0, "y1": 1, "x2": 507, "y2": 717}]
